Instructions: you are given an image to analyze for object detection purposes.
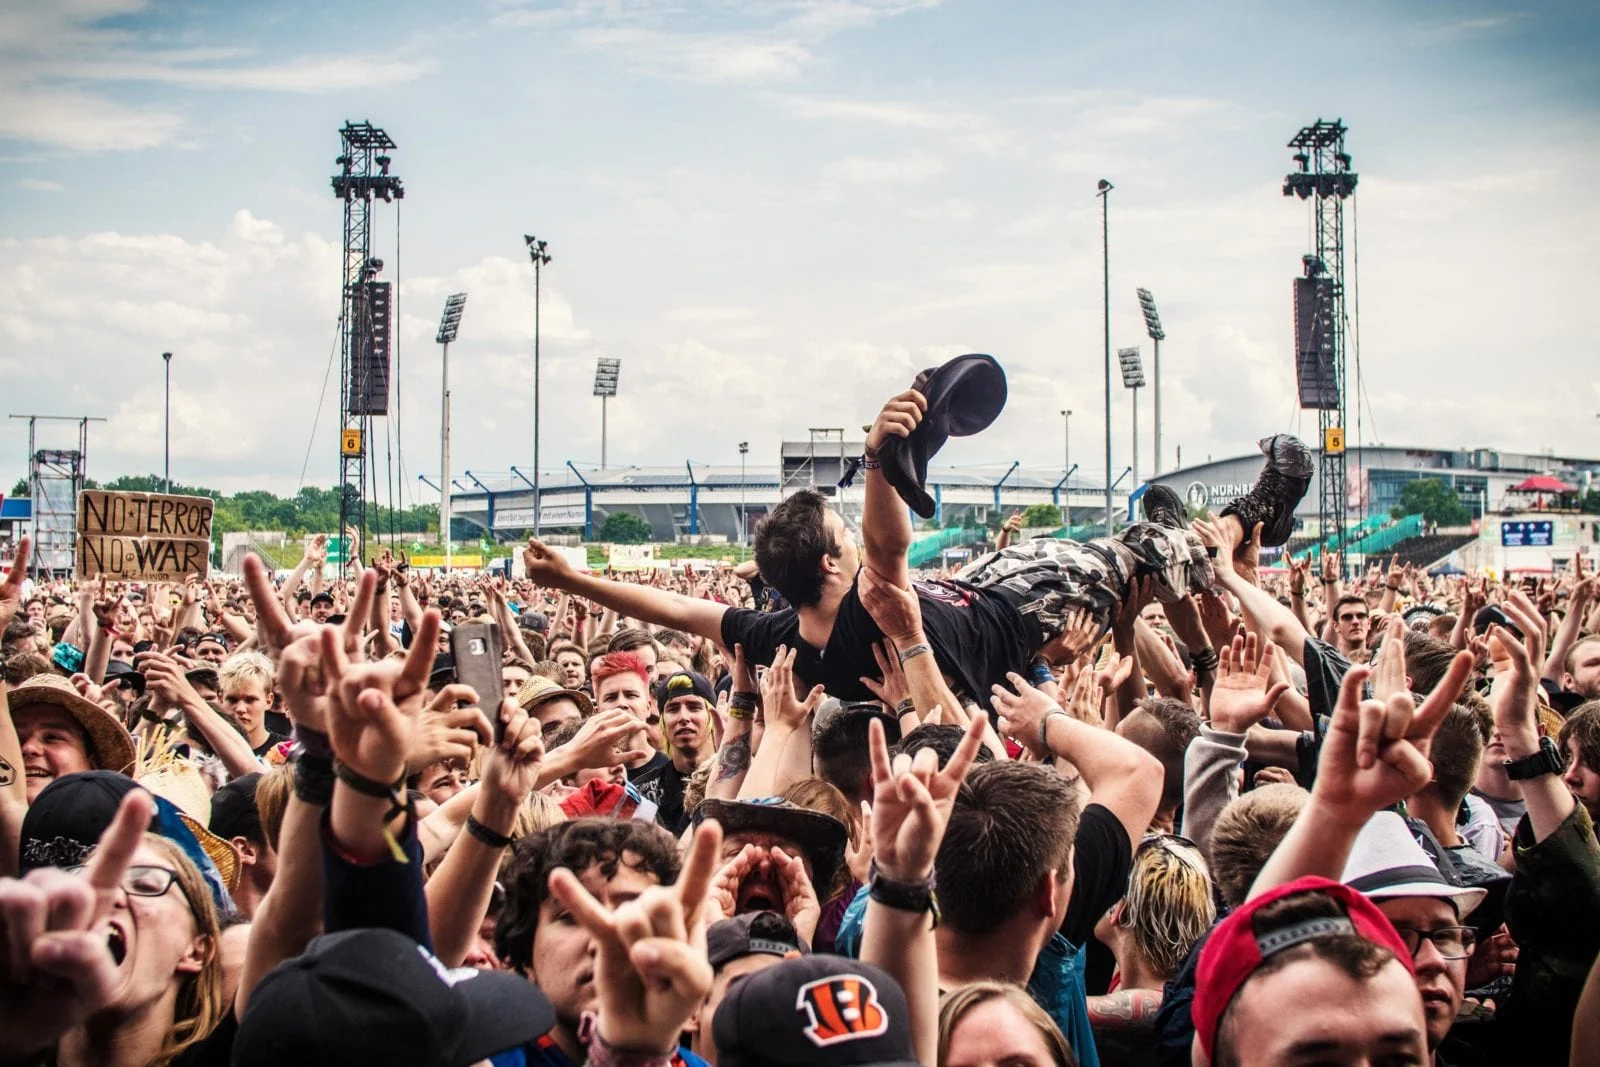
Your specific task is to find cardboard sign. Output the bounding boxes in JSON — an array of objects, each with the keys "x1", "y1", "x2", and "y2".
[{"x1": 77, "y1": 490, "x2": 214, "y2": 580}]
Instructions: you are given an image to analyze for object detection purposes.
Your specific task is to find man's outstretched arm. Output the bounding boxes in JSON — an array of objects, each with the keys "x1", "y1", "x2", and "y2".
[
  {"x1": 521, "y1": 540, "x2": 728, "y2": 646},
  {"x1": 861, "y1": 389, "x2": 927, "y2": 587}
]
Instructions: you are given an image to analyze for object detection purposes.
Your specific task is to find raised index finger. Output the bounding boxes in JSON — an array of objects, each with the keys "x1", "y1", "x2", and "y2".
[
  {"x1": 675, "y1": 819, "x2": 724, "y2": 930},
  {"x1": 398, "y1": 609, "x2": 442, "y2": 695},
  {"x1": 85, "y1": 789, "x2": 153, "y2": 919},
  {"x1": 243, "y1": 554, "x2": 294, "y2": 649}
]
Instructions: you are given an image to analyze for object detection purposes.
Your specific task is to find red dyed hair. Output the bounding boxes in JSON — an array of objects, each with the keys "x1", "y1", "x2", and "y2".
[{"x1": 590, "y1": 650, "x2": 650, "y2": 694}]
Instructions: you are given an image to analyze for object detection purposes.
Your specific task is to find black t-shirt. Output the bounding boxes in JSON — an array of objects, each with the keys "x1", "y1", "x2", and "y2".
[
  {"x1": 251, "y1": 730, "x2": 289, "y2": 759},
  {"x1": 629, "y1": 752, "x2": 691, "y2": 834},
  {"x1": 720, "y1": 575, "x2": 1034, "y2": 702},
  {"x1": 1301, "y1": 637, "x2": 1352, "y2": 723},
  {"x1": 1063, "y1": 802, "x2": 1134, "y2": 949}
]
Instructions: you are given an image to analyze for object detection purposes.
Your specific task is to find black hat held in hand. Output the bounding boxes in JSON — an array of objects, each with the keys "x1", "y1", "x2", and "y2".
[{"x1": 875, "y1": 353, "x2": 1007, "y2": 519}]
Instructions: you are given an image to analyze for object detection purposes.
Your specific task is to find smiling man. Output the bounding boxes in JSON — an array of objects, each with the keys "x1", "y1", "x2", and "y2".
[{"x1": 7, "y1": 672, "x2": 136, "y2": 803}]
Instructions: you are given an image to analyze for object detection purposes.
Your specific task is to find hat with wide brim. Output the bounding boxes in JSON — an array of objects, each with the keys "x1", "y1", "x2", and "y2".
[
  {"x1": 515, "y1": 674, "x2": 593, "y2": 717},
  {"x1": 139, "y1": 759, "x2": 242, "y2": 892},
  {"x1": 876, "y1": 354, "x2": 1007, "y2": 518},
  {"x1": 7, "y1": 672, "x2": 135, "y2": 776},
  {"x1": 695, "y1": 798, "x2": 848, "y2": 893}
]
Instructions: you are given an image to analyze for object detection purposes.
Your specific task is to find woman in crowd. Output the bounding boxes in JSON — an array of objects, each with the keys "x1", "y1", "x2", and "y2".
[{"x1": 939, "y1": 981, "x2": 1077, "y2": 1067}]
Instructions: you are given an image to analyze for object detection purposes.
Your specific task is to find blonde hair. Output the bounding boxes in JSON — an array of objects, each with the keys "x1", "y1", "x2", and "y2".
[
  {"x1": 938, "y1": 981, "x2": 1073, "y2": 1067},
  {"x1": 141, "y1": 835, "x2": 226, "y2": 1065},
  {"x1": 1119, "y1": 838, "x2": 1216, "y2": 978},
  {"x1": 218, "y1": 649, "x2": 275, "y2": 695},
  {"x1": 510, "y1": 790, "x2": 567, "y2": 840}
]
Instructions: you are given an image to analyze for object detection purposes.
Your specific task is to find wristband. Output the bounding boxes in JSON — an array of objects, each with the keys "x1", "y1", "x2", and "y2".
[
  {"x1": 895, "y1": 697, "x2": 916, "y2": 719},
  {"x1": 897, "y1": 642, "x2": 932, "y2": 665},
  {"x1": 292, "y1": 753, "x2": 335, "y2": 805},
  {"x1": 1029, "y1": 662, "x2": 1055, "y2": 686},
  {"x1": 579, "y1": 1014, "x2": 674, "y2": 1067},
  {"x1": 868, "y1": 858, "x2": 940, "y2": 927},
  {"x1": 1191, "y1": 646, "x2": 1220, "y2": 673},
  {"x1": 1039, "y1": 709, "x2": 1068, "y2": 755},
  {"x1": 333, "y1": 761, "x2": 412, "y2": 863},
  {"x1": 293, "y1": 724, "x2": 334, "y2": 760},
  {"x1": 729, "y1": 691, "x2": 758, "y2": 713},
  {"x1": 464, "y1": 814, "x2": 514, "y2": 849}
]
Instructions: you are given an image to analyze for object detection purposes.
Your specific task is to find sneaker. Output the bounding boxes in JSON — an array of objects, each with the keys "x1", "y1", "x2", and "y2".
[
  {"x1": 1141, "y1": 484, "x2": 1185, "y2": 529},
  {"x1": 1220, "y1": 434, "x2": 1314, "y2": 547}
]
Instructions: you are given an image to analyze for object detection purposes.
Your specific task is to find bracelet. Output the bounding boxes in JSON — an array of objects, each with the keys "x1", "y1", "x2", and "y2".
[
  {"x1": 333, "y1": 761, "x2": 413, "y2": 863},
  {"x1": 1029, "y1": 662, "x2": 1055, "y2": 687},
  {"x1": 729, "y1": 691, "x2": 758, "y2": 713},
  {"x1": 1191, "y1": 646, "x2": 1220, "y2": 673},
  {"x1": 1039, "y1": 709, "x2": 1068, "y2": 754},
  {"x1": 464, "y1": 814, "x2": 514, "y2": 850},
  {"x1": 579, "y1": 1014, "x2": 674, "y2": 1067},
  {"x1": 897, "y1": 642, "x2": 932, "y2": 665},
  {"x1": 292, "y1": 753, "x2": 335, "y2": 805},
  {"x1": 860, "y1": 454, "x2": 882, "y2": 471},
  {"x1": 895, "y1": 697, "x2": 916, "y2": 719}
]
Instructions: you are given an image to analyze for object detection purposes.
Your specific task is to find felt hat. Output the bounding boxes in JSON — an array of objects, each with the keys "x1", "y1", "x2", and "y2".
[
  {"x1": 515, "y1": 674, "x2": 593, "y2": 717},
  {"x1": 875, "y1": 354, "x2": 1008, "y2": 518},
  {"x1": 1340, "y1": 812, "x2": 1486, "y2": 920},
  {"x1": 695, "y1": 797, "x2": 848, "y2": 894}
]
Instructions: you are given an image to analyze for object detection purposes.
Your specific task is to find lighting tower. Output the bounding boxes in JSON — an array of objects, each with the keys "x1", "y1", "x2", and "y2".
[
  {"x1": 1097, "y1": 178, "x2": 1114, "y2": 534},
  {"x1": 1135, "y1": 289, "x2": 1165, "y2": 474},
  {"x1": 436, "y1": 293, "x2": 467, "y2": 570},
  {"x1": 1117, "y1": 347, "x2": 1146, "y2": 491},
  {"x1": 594, "y1": 358, "x2": 620, "y2": 469},
  {"x1": 1283, "y1": 119, "x2": 1357, "y2": 567},
  {"x1": 524, "y1": 235, "x2": 552, "y2": 537},
  {"x1": 331, "y1": 121, "x2": 403, "y2": 567}
]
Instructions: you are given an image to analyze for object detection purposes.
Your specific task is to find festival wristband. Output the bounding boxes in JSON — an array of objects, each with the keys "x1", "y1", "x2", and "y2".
[
  {"x1": 292, "y1": 753, "x2": 335, "y2": 806},
  {"x1": 464, "y1": 814, "x2": 514, "y2": 850},
  {"x1": 895, "y1": 697, "x2": 916, "y2": 719},
  {"x1": 897, "y1": 642, "x2": 932, "y2": 665},
  {"x1": 1029, "y1": 662, "x2": 1054, "y2": 686},
  {"x1": 1040, "y1": 710, "x2": 1068, "y2": 755},
  {"x1": 1190, "y1": 646, "x2": 1220, "y2": 673}
]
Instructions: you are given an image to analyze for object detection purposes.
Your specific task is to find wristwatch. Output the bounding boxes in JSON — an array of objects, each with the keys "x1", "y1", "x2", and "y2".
[{"x1": 1503, "y1": 736, "x2": 1565, "y2": 781}]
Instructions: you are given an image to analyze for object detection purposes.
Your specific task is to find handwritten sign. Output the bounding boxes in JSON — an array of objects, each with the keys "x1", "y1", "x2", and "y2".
[{"x1": 77, "y1": 491, "x2": 214, "y2": 580}]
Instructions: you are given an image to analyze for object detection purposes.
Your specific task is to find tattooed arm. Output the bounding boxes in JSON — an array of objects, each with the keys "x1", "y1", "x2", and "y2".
[
  {"x1": 708, "y1": 645, "x2": 759, "y2": 801},
  {"x1": 1086, "y1": 988, "x2": 1165, "y2": 1030}
]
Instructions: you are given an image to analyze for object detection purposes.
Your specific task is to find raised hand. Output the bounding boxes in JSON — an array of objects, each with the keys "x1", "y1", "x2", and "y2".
[
  {"x1": 991, "y1": 672, "x2": 1061, "y2": 757},
  {"x1": 0, "y1": 535, "x2": 30, "y2": 632},
  {"x1": 770, "y1": 845, "x2": 822, "y2": 942},
  {"x1": 1208, "y1": 634, "x2": 1289, "y2": 735},
  {"x1": 548, "y1": 820, "x2": 722, "y2": 1055},
  {"x1": 867, "y1": 713, "x2": 985, "y2": 882},
  {"x1": 480, "y1": 699, "x2": 546, "y2": 806},
  {"x1": 860, "y1": 640, "x2": 911, "y2": 710},
  {"x1": 319, "y1": 607, "x2": 441, "y2": 783},
  {"x1": 760, "y1": 645, "x2": 824, "y2": 733},
  {"x1": 0, "y1": 790, "x2": 150, "y2": 1060},
  {"x1": 865, "y1": 388, "x2": 927, "y2": 453},
  {"x1": 406, "y1": 685, "x2": 493, "y2": 776},
  {"x1": 521, "y1": 539, "x2": 576, "y2": 591},
  {"x1": 1053, "y1": 606, "x2": 1103, "y2": 666},
  {"x1": 1369, "y1": 615, "x2": 1408, "y2": 700},
  {"x1": 550, "y1": 708, "x2": 654, "y2": 774}
]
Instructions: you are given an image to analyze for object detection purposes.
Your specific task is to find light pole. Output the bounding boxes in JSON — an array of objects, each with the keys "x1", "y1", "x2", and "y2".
[
  {"x1": 1117, "y1": 347, "x2": 1146, "y2": 493},
  {"x1": 161, "y1": 352, "x2": 172, "y2": 492},
  {"x1": 1136, "y1": 288, "x2": 1165, "y2": 474},
  {"x1": 738, "y1": 441, "x2": 749, "y2": 547},
  {"x1": 436, "y1": 294, "x2": 467, "y2": 570},
  {"x1": 1098, "y1": 179, "x2": 1114, "y2": 533},
  {"x1": 594, "y1": 358, "x2": 620, "y2": 469},
  {"x1": 524, "y1": 235, "x2": 551, "y2": 538},
  {"x1": 1060, "y1": 407, "x2": 1072, "y2": 483}
]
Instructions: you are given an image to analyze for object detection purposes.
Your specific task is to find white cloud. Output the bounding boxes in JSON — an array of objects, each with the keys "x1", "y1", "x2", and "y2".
[
  {"x1": 52, "y1": 53, "x2": 437, "y2": 93},
  {"x1": 573, "y1": 26, "x2": 812, "y2": 83},
  {"x1": 820, "y1": 153, "x2": 944, "y2": 186},
  {"x1": 0, "y1": 81, "x2": 184, "y2": 151},
  {"x1": 16, "y1": 177, "x2": 63, "y2": 191}
]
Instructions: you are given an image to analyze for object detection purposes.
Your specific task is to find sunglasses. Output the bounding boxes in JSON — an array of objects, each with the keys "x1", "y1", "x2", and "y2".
[{"x1": 1338, "y1": 612, "x2": 1369, "y2": 623}]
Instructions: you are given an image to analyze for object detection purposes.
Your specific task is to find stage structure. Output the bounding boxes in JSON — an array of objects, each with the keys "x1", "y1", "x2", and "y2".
[
  {"x1": 331, "y1": 121, "x2": 403, "y2": 562},
  {"x1": 1284, "y1": 119, "x2": 1358, "y2": 566},
  {"x1": 7, "y1": 415, "x2": 103, "y2": 576}
]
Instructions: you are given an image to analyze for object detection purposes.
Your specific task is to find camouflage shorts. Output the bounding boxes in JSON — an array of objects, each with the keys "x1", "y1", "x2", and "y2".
[{"x1": 958, "y1": 522, "x2": 1213, "y2": 640}]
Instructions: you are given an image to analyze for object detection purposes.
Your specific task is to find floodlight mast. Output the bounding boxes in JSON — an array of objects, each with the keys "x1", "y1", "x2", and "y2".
[
  {"x1": 1135, "y1": 288, "x2": 1165, "y2": 474},
  {"x1": 1118, "y1": 347, "x2": 1146, "y2": 492},
  {"x1": 436, "y1": 293, "x2": 467, "y2": 571},
  {"x1": 593, "y1": 357, "x2": 620, "y2": 469},
  {"x1": 1284, "y1": 119, "x2": 1358, "y2": 571},
  {"x1": 1097, "y1": 179, "x2": 1114, "y2": 534}
]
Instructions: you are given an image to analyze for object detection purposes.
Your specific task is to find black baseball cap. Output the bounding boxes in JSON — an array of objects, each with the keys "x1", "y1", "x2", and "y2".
[
  {"x1": 708, "y1": 910, "x2": 811, "y2": 970},
  {"x1": 309, "y1": 592, "x2": 336, "y2": 607},
  {"x1": 19, "y1": 770, "x2": 139, "y2": 873},
  {"x1": 235, "y1": 928, "x2": 555, "y2": 1067},
  {"x1": 103, "y1": 660, "x2": 146, "y2": 695},
  {"x1": 713, "y1": 955, "x2": 918, "y2": 1067},
  {"x1": 209, "y1": 772, "x2": 262, "y2": 842},
  {"x1": 657, "y1": 669, "x2": 716, "y2": 710}
]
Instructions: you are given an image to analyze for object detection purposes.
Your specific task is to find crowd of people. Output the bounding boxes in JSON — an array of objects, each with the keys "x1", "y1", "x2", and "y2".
[{"x1": 2, "y1": 373, "x2": 1600, "y2": 1067}]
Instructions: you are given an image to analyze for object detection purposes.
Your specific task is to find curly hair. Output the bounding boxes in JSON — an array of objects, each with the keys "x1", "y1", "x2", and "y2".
[{"x1": 494, "y1": 817, "x2": 680, "y2": 973}]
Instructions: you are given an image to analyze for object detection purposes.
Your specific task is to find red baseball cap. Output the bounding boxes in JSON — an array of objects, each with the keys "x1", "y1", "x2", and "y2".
[{"x1": 1192, "y1": 876, "x2": 1414, "y2": 1061}]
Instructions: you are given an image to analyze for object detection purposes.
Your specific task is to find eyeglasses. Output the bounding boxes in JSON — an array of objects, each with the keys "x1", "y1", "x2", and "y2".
[
  {"x1": 66, "y1": 863, "x2": 183, "y2": 900},
  {"x1": 1390, "y1": 925, "x2": 1476, "y2": 961},
  {"x1": 1338, "y1": 613, "x2": 1369, "y2": 623}
]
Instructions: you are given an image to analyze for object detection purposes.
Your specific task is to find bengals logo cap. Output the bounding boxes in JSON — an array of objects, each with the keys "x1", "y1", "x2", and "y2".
[{"x1": 713, "y1": 954, "x2": 918, "y2": 1067}]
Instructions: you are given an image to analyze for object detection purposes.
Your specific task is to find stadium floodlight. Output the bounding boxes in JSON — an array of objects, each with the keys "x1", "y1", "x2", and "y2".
[
  {"x1": 1135, "y1": 288, "x2": 1164, "y2": 474},
  {"x1": 436, "y1": 293, "x2": 468, "y2": 569},
  {"x1": 594, "y1": 357, "x2": 620, "y2": 468},
  {"x1": 1118, "y1": 346, "x2": 1145, "y2": 491},
  {"x1": 436, "y1": 293, "x2": 467, "y2": 344}
]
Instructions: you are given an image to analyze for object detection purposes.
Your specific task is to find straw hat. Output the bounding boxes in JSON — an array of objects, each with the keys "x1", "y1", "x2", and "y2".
[
  {"x1": 139, "y1": 757, "x2": 240, "y2": 893},
  {"x1": 7, "y1": 672, "x2": 135, "y2": 776},
  {"x1": 515, "y1": 674, "x2": 593, "y2": 717}
]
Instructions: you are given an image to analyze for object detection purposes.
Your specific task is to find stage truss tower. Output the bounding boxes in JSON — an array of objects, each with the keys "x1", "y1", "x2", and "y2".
[
  {"x1": 1284, "y1": 119, "x2": 1357, "y2": 567},
  {"x1": 331, "y1": 121, "x2": 403, "y2": 564}
]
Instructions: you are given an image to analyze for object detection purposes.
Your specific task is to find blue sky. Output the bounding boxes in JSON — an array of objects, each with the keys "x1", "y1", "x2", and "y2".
[{"x1": 2, "y1": 0, "x2": 1598, "y2": 501}]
